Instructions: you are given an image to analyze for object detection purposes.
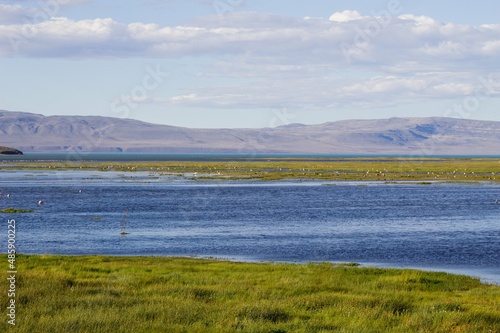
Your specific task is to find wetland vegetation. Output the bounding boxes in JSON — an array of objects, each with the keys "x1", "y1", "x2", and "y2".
[
  {"x1": 0, "y1": 208, "x2": 35, "y2": 213},
  {"x1": 0, "y1": 255, "x2": 499, "y2": 333},
  {"x1": 1, "y1": 157, "x2": 499, "y2": 182}
]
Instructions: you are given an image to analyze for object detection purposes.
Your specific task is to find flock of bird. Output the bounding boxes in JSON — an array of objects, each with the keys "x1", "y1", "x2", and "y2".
[
  {"x1": 0, "y1": 190, "x2": 499, "y2": 207},
  {"x1": 0, "y1": 191, "x2": 44, "y2": 205},
  {"x1": 0, "y1": 191, "x2": 85, "y2": 206}
]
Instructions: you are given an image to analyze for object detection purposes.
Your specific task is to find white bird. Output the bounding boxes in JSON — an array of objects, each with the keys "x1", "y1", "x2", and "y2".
[
  {"x1": 38, "y1": 200, "x2": 44, "y2": 205},
  {"x1": 6, "y1": 194, "x2": 10, "y2": 198}
]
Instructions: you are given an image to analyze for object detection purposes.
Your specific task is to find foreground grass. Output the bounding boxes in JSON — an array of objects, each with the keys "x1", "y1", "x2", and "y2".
[{"x1": 1, "y1": 256, "x2": 499, "y2": 332}]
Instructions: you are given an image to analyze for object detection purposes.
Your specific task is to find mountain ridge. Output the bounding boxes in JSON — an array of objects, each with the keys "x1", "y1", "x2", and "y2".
[{"x1": 1, "y1": 110, "x2": 499, "y2": 155}]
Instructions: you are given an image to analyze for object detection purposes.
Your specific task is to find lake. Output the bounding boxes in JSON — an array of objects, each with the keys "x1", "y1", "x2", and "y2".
[{"x1": 1, "y1": 170, "x2": 499, "y2": 284}]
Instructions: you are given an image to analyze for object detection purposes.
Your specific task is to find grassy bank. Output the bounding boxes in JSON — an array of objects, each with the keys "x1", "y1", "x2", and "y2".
[
  {"x1": 1, "y1": 157, "x2": 500, "y2": 182},
  {"x1": 1, "y1": 256, "x2": 499, "y2": 332}
]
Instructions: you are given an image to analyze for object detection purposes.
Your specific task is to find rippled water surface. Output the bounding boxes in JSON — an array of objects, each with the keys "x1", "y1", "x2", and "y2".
[{"x1": 1, "y1": 170, "x2": 499, "y2": 283}]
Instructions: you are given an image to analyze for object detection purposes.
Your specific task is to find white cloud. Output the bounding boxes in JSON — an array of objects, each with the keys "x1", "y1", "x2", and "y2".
[
  {"x1": 0, "y1": 10, "x2": 498, "y2": 67},
  {"x1": 481, "y1": 40, "x2": 500, "y2": 55},
  {"x1": 2, "y1": 10, "x2": 500, "y2": 110},
  {"x1": 161, "y1": 72, "x2": 498, "y2": 111},
  {"x1": 398, "y1": 14, "x2": 436, "y2": 26},
  {"x1": 329, "y1": 10, "x2": 366, "y2": 23},
  {"x1": 431, "y1": 83, "x2": 475, "y2": 95}
]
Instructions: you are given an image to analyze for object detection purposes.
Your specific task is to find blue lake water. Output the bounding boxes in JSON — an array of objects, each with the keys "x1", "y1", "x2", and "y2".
[{"x1": 1, "y1": 170, "x2": 499, "y2": 284}]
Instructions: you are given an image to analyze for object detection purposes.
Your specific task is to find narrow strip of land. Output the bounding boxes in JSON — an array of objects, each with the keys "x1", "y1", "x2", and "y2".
[{"x1": 1, "y1": 158, "x2": 499, "y2": 182}]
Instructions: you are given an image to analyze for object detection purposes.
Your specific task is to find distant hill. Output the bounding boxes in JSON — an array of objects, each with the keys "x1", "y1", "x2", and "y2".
[
  {"x1": 0, "y1": 146, "x2": 23, "y2": 155},
  {"x1": 1, "y1": 110, "x2": 499, "y2": 155}
]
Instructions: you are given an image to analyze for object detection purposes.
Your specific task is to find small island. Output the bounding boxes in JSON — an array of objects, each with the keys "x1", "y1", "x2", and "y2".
[{"x1": 0, "y1": 146, "x2": 23, "y2": 155}]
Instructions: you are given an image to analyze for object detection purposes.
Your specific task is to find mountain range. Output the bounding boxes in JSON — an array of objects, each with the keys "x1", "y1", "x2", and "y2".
[{"x1": 1, "y1": 110, "x2": 499, "y2": 155}]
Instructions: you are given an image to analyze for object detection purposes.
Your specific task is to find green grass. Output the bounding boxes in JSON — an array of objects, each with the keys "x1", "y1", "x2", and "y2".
[
  {"x1": 1, "y1": 158, "x2": 499, "y2": 182},
  {"x1": 0, "y1": 208, "x2": 35, "y2": 213},
  {"x1": 1, "y1": 255, "x2": 499, "y2": 332}
]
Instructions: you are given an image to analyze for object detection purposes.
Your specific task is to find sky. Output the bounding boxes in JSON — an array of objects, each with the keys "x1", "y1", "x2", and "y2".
[{"x1": 1, "y1": 0, "x2": 500, "y2": 128}]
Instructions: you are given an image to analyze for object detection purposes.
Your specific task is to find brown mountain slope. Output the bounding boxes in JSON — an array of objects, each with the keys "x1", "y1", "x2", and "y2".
[{"x1": 1, "y1": 110, "x2": 499, "y2": 155}]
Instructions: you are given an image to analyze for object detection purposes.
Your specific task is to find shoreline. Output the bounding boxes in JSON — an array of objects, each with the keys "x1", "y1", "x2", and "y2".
[
  {"x1": 16, "y1": 253, "x2": 500, "y2": 286},
  {"x1": 166, "y1": 255, "x2": 500, "y2": 286},
  {"x1": 7, "y1": 253, "x2": 500, "y2": 287}
]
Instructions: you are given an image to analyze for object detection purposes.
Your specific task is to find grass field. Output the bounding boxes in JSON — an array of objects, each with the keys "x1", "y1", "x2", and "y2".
[
  {"x1": 1, "y1": 255, "x2": 499, "y2": 332},
  {"x1": 1, "y1": 157, "x2": 499, "y2": 182}
]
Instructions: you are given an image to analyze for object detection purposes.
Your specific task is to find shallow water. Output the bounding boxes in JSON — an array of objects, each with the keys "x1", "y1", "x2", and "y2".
[{"x1": 1, "y1": 170, "x2": 499, "y2": 284}]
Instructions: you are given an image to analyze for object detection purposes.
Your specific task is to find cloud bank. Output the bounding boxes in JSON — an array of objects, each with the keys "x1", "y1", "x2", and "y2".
[
  {"x1": 2, "y1": 5, "x2": 499, "y2": 110},
  {"x1": 2, "y1": 8, "x2": 499, "y2": 63}
]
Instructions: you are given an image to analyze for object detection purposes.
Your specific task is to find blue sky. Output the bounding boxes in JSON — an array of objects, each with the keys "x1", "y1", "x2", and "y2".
[{"x1": 1, "y1": 0, "x2": 500, "y2": 128}]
